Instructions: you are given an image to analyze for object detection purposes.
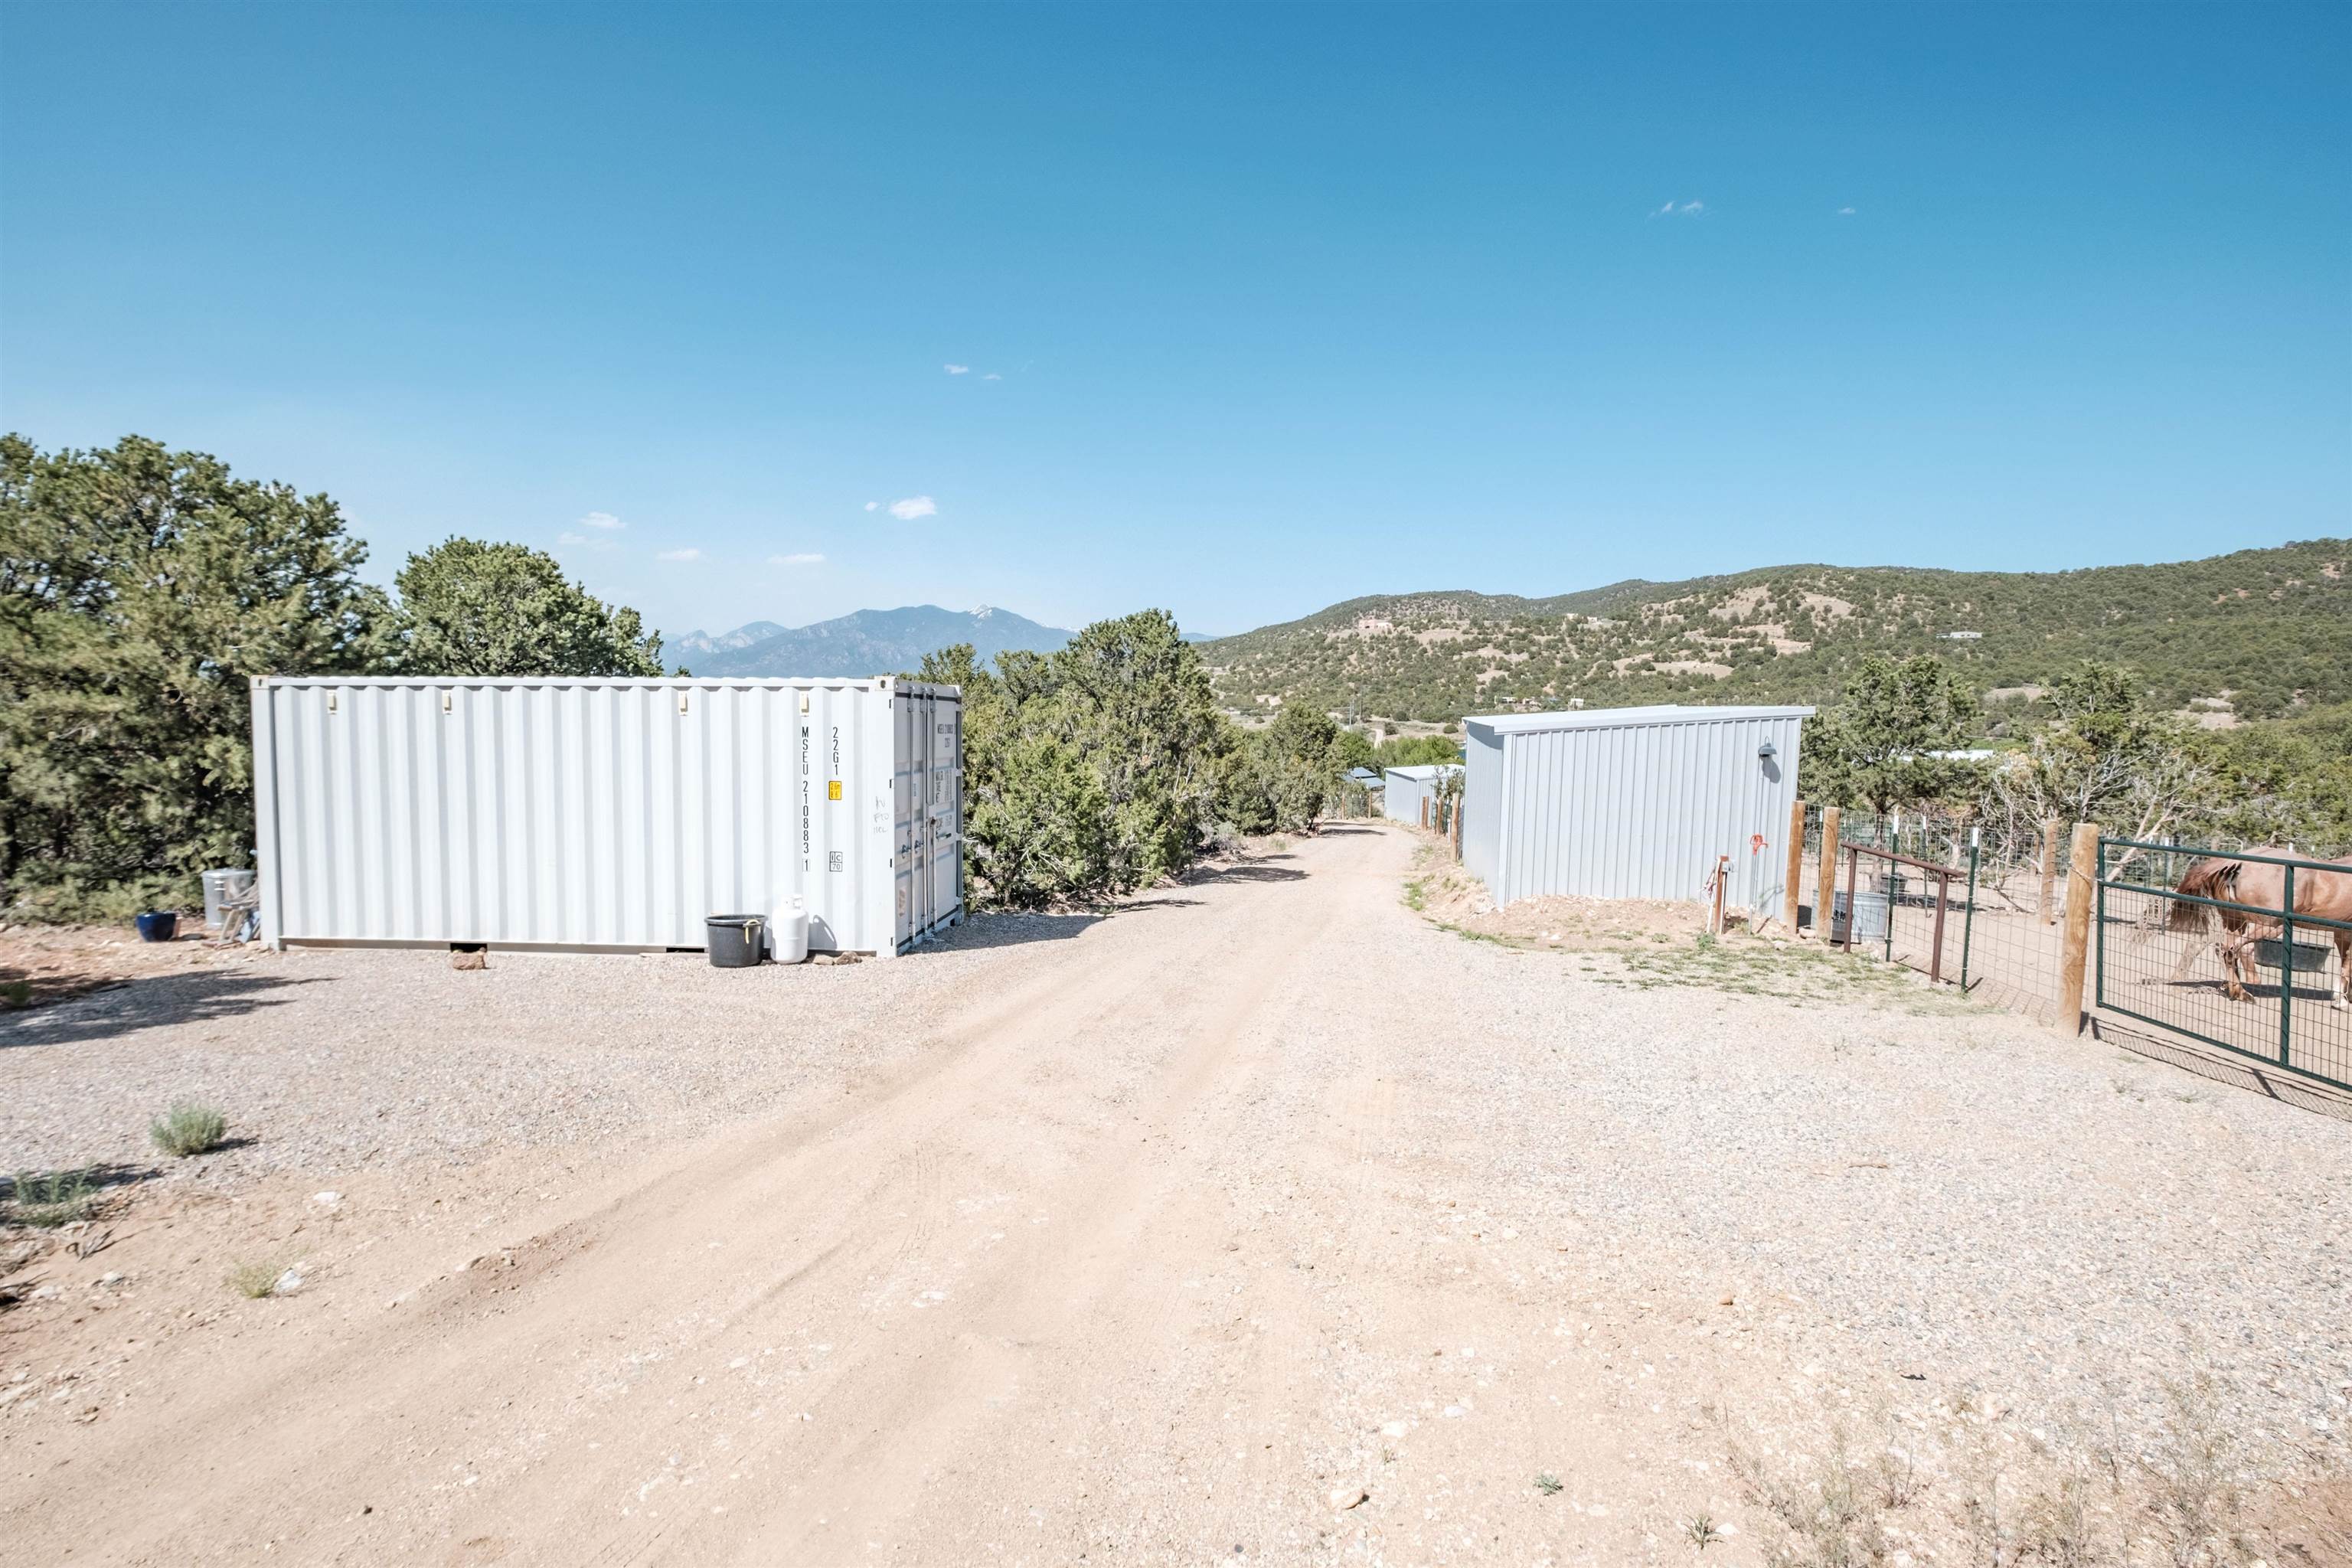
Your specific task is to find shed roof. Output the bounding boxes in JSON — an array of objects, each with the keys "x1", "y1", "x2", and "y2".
[
  {"x1": 1383, "y1": 763, "x2": 1463, "y2": 780},
  {"x1": 1464, "y1": 703, "x2": 1814, "y2": 737}
]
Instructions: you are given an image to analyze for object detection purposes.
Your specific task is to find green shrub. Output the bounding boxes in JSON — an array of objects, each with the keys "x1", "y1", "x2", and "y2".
[{"x1": 149, "y1": 1102, "x2": 227, "y2": 1158}]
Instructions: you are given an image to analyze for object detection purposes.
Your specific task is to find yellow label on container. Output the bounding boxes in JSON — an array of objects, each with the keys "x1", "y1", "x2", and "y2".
[{"x1": 828, "y1": 779, "x2": 843, "y2": 801}]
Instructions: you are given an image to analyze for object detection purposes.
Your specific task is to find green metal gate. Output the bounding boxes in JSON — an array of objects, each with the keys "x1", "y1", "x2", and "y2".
[{"x1": 2093, "y1": 838, "x2": 2351, "y2": 1091}]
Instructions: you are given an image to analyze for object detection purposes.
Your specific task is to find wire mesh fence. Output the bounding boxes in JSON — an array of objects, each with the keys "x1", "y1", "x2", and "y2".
[
  {"x1": 1795, "y1": 805, "x2": 2077, "y2": 1023},
  {"x1": 2094, "y1": 840, "x2": 2352, "y2": 1091},
  {"x1": 1786, "y1": 807, "x2": 2352, "y2": 1082}
]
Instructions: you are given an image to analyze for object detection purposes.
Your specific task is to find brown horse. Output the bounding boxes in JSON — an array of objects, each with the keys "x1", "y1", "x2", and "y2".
[{"x1": 2166, "y1": 849, "x2": 2352, "y2": 1008}]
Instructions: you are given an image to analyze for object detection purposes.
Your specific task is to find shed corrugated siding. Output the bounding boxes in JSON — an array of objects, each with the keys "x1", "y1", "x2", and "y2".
[
  {"x1": 1460, "y1": 731, "x2": 1505, "y2": 889},
  {"x1": 1382, "y1": 766, "x2": 1462, "y2": 826},
  {"x1": 1489, "y1": 714, "x2": 1804, "y2": 909},
  {"x1": 1381, "y1": 773, "x2": 1416, "y2": 824},
  {"x1": 252, "y1": 678, "x2": 959, "y2": 955}
]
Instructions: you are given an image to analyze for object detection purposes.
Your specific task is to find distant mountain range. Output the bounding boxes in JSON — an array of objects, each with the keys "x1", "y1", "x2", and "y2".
[
  {"x1": 674, "y1": 605, "x2": 1075, "y2": 678},
  {"x1": 1197, "y1": 541, "x2": 2350, "y2": 726}
]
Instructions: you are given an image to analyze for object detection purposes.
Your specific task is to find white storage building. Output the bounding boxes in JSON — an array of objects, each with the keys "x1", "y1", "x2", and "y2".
[
  {"x1": 1381, "y1": 763, "x2": 1462, "y2": 826},
  {"x1": 1459, "y1": 704, "x2": 1811, "y2": 913},
  {"x1": 249, "y1": 675, "x2": 962, "y2": 958}
]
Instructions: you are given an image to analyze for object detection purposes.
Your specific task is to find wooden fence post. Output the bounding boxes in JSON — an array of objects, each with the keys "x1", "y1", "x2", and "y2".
[
  {"x1": 1419, "y1": 798, "x2": 1429, "y2": 830},
  {"x1": 1784, "y1": 798, "x2": 1806, "y2": 933},
  {"x1": 1815, "y1": 806, "x2": 1841, "y2": 941},
  {"x1": 2039, "y1": 818, "x2": 2061, "y2": 925},
  {"x1": 2057, "y1": 822, "x2": 2100, "y2": 1034},
  {"x1": 1452, "y1": 795, "x2": 1465, "y2": 861}
]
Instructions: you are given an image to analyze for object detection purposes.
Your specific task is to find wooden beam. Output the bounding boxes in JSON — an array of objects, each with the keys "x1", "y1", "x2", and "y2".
[
  {"x1": 1784, "y1": 798, "x2": 1806, "y2": 933},
  {"x1": 2040, "y1": 818, "x2": 2061, "y2": 925},
  {"x1": 1815, "y1": 806, "x2": 1841, "y2": 942},
  {"x1": 2057, "y1": 822, "x2": 2100, "y2": 1033}
]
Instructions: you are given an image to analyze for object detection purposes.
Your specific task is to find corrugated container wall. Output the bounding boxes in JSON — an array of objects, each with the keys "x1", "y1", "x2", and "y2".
[
  {"x1": 1460, "y1": 706, "x2": 1809, "y2": 916},
  {"x1": 1380, "y1": 764, "x2": 1461, "y2": 826},
  {"x1": 250, "y1": 677, "x2": 962, "y2": 957}
]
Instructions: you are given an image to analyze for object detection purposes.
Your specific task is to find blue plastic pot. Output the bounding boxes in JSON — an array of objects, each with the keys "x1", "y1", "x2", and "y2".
[{"x1": 135, "y1": 911, "x2": 178, "y2": 943}]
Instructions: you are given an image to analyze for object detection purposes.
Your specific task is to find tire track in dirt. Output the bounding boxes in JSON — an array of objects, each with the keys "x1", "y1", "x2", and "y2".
[{"x1": 15, "y1": 837, "x2": 1387, "y2": 1567}]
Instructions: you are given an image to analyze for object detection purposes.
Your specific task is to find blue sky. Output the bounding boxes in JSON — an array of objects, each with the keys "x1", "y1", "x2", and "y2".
[{"x1": 4, "y1": 3, "x2": 2346, "y2": 642}]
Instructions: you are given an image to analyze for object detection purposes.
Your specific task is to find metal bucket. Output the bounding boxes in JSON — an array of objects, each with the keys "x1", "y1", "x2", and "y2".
[
  {"x1": 201, "y1": 867, "x2": 256, "y2": 929},
  {"x1": 2254, "y1": 936, "x2": 2333, "y2": 975},
  {"x1": 1831, "y1": 890, "x2": 1890, "y2": 945}
]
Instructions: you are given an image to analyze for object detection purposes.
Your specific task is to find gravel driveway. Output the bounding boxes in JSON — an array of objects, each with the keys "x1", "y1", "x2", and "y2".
[{"x1": 3, "y1": 825, "x2": 2346, "y2": 1566}]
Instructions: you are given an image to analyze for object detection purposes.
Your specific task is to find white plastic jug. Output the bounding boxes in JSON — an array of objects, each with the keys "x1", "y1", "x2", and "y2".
[{"x1": 769, "y1": 896, "x2": 810, "y2": 964}]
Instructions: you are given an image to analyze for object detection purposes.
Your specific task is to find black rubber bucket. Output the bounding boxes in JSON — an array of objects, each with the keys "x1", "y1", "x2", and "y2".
[{"x1": 705, "y1": 914, "x2": 766, "y2": 969}]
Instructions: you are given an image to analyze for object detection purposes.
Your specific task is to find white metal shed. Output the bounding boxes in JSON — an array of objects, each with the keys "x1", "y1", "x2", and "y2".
[
  {"x1": 1459, "y1": 704, "x2": 1811, "y2": 913},
  {"x1": 1381, "y1": 763, "x2": 1462, "y2": 826},
  {"x1": 249, "y1": 675, "x2": 961, "y2": 957}
]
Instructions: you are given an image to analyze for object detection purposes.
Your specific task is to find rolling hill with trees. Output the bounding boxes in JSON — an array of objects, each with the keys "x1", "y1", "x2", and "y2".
[{"x1": 1199, "y1": 541, "x2": 2350, "y2": 727}]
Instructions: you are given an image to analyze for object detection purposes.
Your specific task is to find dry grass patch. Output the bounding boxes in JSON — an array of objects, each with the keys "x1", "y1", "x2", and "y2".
[
  {"x1": 226, "y1": 1259, "x2": 287, "y2": 1299},
  {"x1": 4, "y1": 1168, "x2": 100, "y2": 1228},
  {"x1": 1720, "y1": 1374, "x2": 2339, "y2": 1568}
]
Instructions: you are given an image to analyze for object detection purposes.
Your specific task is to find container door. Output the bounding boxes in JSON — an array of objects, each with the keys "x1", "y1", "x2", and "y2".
[
  {"x1": 906, "y1": 693, "x2": 933, "y2": 944},
  {"x1": 929, "y1": 699, "x2": 961, "y2": 923}
]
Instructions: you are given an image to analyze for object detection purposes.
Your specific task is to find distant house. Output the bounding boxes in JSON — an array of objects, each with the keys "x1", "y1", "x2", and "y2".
[{"x1": 1941, "y1": 631, "x2": 1983, "y2": 641}]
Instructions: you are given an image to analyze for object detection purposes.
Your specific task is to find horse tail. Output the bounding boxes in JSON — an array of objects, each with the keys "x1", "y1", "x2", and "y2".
[{"x1": 2167, "y1": 858, "x2": 2235, "y2": 936}]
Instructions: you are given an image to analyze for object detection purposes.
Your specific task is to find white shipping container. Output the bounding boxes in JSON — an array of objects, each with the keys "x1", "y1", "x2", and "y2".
[{"x1": 249, "y1": 676, "x2": 962, "y2": 957}]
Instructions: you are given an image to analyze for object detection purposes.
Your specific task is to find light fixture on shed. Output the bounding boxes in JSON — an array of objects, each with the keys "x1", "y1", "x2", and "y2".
[{"x1": 1757, "y1": 740, "x2": 1778, "y2": 761}]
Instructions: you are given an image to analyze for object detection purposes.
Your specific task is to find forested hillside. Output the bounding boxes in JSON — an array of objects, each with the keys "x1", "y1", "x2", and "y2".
[{"x1": 1200, "y1": 541, "x2": 2350, "y2": 724}]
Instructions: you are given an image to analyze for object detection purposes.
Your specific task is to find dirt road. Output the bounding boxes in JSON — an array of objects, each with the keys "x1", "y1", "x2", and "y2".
[{"x1": 5, "y1": 825, "x2": 2348, "y2": 1565}]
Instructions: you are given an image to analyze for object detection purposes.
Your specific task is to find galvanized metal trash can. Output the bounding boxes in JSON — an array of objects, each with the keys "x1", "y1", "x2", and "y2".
[
  {"x1": 249, "y1": 675, "x2": 962, "y2": 959},
  {"x1": 1831, "y1": 890, "x2": 1890, "y2": 946},
  {"x1": 201, "y1": 867, "x2": 256, "y2": 929}
]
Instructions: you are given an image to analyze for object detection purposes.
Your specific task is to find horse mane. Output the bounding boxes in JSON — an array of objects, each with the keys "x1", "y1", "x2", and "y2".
[{"x1": 2167, "y1": 857, "x2": 2238, "y2": 935}]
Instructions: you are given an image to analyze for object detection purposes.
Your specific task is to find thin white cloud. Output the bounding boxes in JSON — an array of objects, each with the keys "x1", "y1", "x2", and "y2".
[
  {"x1": 887, "y1": 495, "x2": 938, "y2": 521},
  {"x1": 1837, "y1": 206, "x2": 1857, "y2": 216},
  {"x1": 982, "y1": 372, "x2": 1002, "y2": 381},
  {"x1": 656, "y1": 547, "x2": 702, "y2": 562},
  {"x1": 944, "y1": 364, "x2": 970, "y2": 375},
  {"x1": 579, "y1": 511, "x2": 625, "y2": 531},
  {"x1": 1651, "y1": 200, "x2": 1705, "y2": 217},
  {"x1": 769, "y1": 552, "x2": 825, "y2": 567},
  {"x1": 557, "y1": 531, "x2": 616, "y2": 551},
  {"x1": 864, "y1": 501, "x2": 880, "y2": 512}
]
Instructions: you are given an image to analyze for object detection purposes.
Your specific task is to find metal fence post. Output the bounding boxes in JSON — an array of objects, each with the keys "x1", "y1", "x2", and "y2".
[
  {"x1": 1959, "y1": 839, "x2": 1979, "y2": 991},
  {"x1": 1842, "y1": 843, "x2": 1859, "y2": 952},
  {"x1": 1928, "y1": 868, "x2": 1949, "y2": 983},
  {"x1": 1884, "y1": 851, "x2": 1896, "y2": 962},
  {"x1": 2280, "y1": 864, "x2": 2295, "y2": 1070}
]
